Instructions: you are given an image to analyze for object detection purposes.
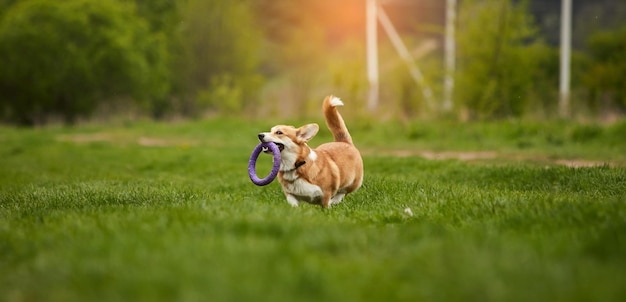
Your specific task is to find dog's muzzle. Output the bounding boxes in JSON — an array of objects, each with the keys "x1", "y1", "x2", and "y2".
[{"x1": 258, "y1": 133, "x2": 284, "y2": 153}]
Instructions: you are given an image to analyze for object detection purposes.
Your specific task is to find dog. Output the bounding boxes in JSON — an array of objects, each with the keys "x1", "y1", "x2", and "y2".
[{"x1": 258, "y1": 95, "x2": 363, "y2": 208}]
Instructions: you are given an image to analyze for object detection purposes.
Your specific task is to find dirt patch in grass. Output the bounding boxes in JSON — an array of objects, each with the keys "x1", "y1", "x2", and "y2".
[
  {"x1": 57, "y1": 133, "x2": 197, "y2": 148},
  {"x1": 57, "y1": 132, "x2": 124, "y2": 144},
  {"x1": 363, "y1": 148, "x2": 618, "y2": 168}
]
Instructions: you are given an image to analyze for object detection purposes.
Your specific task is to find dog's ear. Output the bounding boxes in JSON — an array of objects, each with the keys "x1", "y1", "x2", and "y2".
[{"x1": 297, "y1": 123, "x2": 319, "y2": 142}]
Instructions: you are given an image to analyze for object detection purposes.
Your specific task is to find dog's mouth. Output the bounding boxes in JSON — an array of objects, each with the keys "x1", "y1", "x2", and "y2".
[{"x1": 263, "y1": 143, "x2": 284, "y2": 153}]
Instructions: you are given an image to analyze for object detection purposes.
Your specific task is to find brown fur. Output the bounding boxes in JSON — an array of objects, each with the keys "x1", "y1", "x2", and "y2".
[{"x1": 258, "y1": 95, "x2": 363, "y2": 207}]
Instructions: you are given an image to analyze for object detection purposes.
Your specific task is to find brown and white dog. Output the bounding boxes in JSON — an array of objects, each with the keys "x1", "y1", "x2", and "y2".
[{"x1": 258, "y1": 95, "x2": 363, "y2": 207}]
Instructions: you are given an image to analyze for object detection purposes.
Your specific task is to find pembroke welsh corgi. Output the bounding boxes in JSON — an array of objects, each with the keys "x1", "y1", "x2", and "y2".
[{"x1": 258, "y1": 95, "x2": 363, "y2": 208}]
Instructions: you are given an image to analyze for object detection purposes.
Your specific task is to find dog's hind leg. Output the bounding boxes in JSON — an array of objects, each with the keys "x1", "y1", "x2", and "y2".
[{"x1": 330, "y1": 193, "x2": 346, "y2": 205}]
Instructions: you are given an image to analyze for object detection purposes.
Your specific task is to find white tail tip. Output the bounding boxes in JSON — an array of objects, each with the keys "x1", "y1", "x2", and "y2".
[{"x1": 330, "y1": 96, "x2": 344, "y2": 107}]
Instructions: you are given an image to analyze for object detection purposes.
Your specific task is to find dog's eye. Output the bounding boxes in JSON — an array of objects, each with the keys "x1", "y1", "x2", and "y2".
[{"x1": 275, "y1": 131, "x2": 283, "y2": 135}]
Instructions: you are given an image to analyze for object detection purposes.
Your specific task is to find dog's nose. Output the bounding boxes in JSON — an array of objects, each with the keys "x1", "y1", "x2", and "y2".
[{"x1": 258, "y1": 133, "x2": 265, "y2": 141}]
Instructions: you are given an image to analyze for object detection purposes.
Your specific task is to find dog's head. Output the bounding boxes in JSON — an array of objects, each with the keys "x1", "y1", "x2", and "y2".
[
  {"x1": 258, "y1": 124, "x2": 319, "y2": 169},
  {"x1": 258, "y1": 123, "x2": 319, "y2": 153}
]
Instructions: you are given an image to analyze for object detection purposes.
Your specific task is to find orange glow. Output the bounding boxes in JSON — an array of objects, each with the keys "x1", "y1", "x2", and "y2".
[{"x1": 320, "y1": 0, "x2": 366, "y2": 43}]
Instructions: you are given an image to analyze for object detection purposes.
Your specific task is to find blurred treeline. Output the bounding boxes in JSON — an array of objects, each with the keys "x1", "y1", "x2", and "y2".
[{"x1": 0, "y1": 0, "x2": 624, "y2": 125}]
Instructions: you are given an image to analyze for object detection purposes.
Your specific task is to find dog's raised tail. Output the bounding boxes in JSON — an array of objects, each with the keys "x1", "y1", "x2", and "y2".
[{"x1": 323, "y1": 95, "x2": 353, "y2": 145}]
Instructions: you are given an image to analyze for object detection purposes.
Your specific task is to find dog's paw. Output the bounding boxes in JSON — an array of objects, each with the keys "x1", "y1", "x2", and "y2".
[{"x1": 286, "y1": 195, "x2": 299, "y2": 207}]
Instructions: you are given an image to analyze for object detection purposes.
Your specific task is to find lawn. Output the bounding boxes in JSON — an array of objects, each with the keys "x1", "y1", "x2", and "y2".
[{"x1": 1, "y1": 118, "x2": 625, "y2": 302}]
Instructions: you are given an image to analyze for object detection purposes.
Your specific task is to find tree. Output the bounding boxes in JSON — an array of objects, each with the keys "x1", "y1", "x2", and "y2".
[
  {"x1": 456, "y1": 0, "x2": 553, "y2": 119},
  {"x1": 0, "y1": 0, "x2": 169, "y2": 125},
  {"x1": 172, "y1": 0, "x2": 263, "y2": 116},
  {"x1": 581, "y1": 26, "x2": 626, "y2": 112}
]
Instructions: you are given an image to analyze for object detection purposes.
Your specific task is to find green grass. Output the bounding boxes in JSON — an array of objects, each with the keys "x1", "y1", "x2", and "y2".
[{"x1": 1, "y1": 119, "x2": 625, "y2": 302}]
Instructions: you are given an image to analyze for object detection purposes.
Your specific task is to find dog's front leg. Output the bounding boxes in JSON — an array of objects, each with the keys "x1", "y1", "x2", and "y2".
[{"x1": 286, "y1": 194, "x2": 299, "y2": 207}]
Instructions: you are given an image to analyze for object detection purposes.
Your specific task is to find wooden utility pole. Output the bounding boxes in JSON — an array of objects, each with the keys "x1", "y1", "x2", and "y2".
[
  {"x1": 366, "y1": 0, "x2": 379, "y2": 112},
  {"x1": 559, "y1": 0, "x2": 572, "y2": 117},
  {"x1": 443, "y1": 0, "x2": 456, "y2": 112}
]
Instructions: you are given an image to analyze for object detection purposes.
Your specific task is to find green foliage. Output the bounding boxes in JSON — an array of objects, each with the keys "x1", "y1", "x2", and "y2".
[
  {"x1": 0, "y1": 0, "x2": 169, "y2": 125},
  {"x1": 456, "y1": 0, "x2": 556, "y2": 119},
  {"x1": 172, "y1": 0, "x2": 263, "y2": 116},
  {"x1": 1, "y1": 0, "x2": 625, "y2": 123},
  {"x1": 581, "y1": 26, "x2": 626, "y2": 110},
  {"x1": 196, "y1": 75, "x2": 245, "y2": 114},
  {"x1": 1, "y1": 120, "x2": 626, "y2": 301},
  {"x1": 130, "y1": 0, "x2": 179, "y2": 33}
]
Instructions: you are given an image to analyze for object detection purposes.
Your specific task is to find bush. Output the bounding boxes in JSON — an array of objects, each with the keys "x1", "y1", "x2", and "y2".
[
  {"x1": 581, "y1": 26, "x2": 626, "y2": 112},
  {"x1": 456, "y1": 0, "x2": 556, "y2": 119},
  {"x1": 0, "y1": 0, "x2": 169, "y2": 125},
  {"x1": 172, "y1": 0, "x2": 263, "y2": 116}
]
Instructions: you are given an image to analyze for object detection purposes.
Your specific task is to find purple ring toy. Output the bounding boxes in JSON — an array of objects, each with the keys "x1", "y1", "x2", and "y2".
[{"x1": 248, "y1": 142, "x2": 281, "y2": 186}]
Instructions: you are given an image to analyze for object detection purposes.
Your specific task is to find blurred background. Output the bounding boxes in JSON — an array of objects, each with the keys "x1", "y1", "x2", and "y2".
[{"x1": 0, "y1": 0, "x2": 624, "y2": 126}]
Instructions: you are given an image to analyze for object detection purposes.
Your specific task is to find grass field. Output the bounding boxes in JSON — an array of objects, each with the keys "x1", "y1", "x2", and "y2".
[{"x1": 1, "y1": 118, "x2": 625, "y2": 302}]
